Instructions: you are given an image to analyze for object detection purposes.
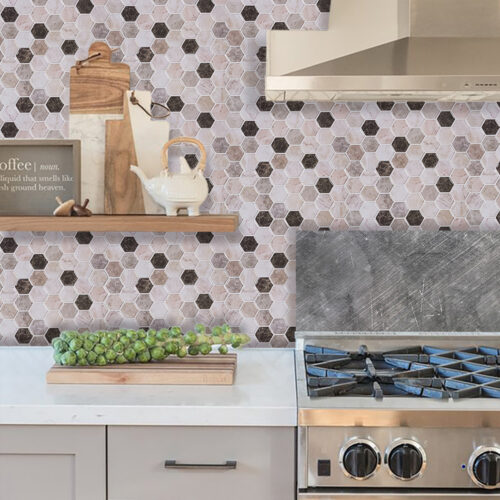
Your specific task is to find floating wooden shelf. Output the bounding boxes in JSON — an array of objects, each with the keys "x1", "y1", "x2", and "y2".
[{"x1": 0, "y1": 214, "x2": 239, "y2": 233}]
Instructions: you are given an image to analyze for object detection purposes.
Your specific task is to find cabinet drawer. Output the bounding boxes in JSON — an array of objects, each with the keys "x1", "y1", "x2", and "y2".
[{"x1": 108, "y1": 426, "x2": 295, "y2": 500}]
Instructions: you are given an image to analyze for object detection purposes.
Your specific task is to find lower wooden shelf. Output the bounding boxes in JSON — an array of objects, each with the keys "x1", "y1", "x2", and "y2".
[{"x1": 0, "y1": 214, "x2": 239, "y2": 233}]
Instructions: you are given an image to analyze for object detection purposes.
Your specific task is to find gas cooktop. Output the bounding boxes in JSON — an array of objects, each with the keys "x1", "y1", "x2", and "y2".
[{"x1": 305, "y1": 344, "x2": 500, "y2": 399}]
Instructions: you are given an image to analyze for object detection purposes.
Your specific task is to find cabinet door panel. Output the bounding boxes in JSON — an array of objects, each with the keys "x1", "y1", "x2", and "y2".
[
  {"x1": 0, "y1": 425, "x2": 105, "y2": 500},
  {"x1": 108, "y1": 426, "x2": 295, "y2": 500},
  {"x1": 0, "y1": 454, "x2": 74, "y2": 500}
]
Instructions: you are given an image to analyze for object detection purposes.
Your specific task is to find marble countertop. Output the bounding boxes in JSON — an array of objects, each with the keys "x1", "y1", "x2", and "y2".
[{"x1": 0, "y1": 347, "x2": 297, "y2": 427}]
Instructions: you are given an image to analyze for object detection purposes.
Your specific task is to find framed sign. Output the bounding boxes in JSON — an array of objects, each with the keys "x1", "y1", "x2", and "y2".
[{"x1": 0, "y1": 140, "x2": 81, "y2": 215}]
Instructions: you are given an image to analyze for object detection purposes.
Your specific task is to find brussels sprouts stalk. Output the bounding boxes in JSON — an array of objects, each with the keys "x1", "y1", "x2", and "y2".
[{"x1": 52, "y1": 325, "x2": 250, "y2": 366}]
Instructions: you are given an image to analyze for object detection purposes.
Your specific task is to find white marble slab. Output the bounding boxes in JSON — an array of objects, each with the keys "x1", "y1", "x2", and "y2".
[
  {"x1": 70, "y1": 113, "x2": 122, "y2": 214},
  {"x1": 0, "y1": 347, "x2": 296, "y2": 427}
]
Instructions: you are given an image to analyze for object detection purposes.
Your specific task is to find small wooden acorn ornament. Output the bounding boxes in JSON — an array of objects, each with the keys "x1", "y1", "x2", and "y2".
[
  {"x1": 72, "y1": 199, "x2": 92, "y2": 217},
  {"x1": 54, "y1": 197, "x2": 75, "y2": 216}
]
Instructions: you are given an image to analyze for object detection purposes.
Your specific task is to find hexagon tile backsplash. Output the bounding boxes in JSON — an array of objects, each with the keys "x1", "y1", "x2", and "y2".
[{"x1": 1, "y1": 1, "x2": 500, "y2": 346}]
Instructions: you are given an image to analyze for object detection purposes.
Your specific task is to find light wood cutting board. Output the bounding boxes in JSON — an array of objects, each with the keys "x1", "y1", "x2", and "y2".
[
  {"x1": 126, "y1": 90, "x2": 170, "y2": 214},
  {"x1": 46, "y1": 354, "x2": 237, "y2": 385}
]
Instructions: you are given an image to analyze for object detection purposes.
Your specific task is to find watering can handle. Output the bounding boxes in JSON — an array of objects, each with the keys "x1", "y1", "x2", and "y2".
[{"x1": 161, "y1": 137, "x2": 207, "y2": 173}]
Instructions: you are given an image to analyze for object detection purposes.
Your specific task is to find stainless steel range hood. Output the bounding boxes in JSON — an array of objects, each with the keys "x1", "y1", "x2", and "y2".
[{"x1": 266, "y1": 0, "x2": 500, "y2": 101}]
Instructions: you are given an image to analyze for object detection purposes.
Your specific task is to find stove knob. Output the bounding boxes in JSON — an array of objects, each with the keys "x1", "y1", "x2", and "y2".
[
  {"x1": 469, "y1": 447, "x2": 500, "y2": 489},
  {"x1": 340, "y1": 439, "x2": 380, "y2": 480},
  {"x1": 386, "y1": 440, "x2": 426, "y2": 481}
]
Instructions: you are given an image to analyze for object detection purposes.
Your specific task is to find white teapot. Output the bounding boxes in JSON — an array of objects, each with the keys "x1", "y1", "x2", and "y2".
[{"x1": 130, "y1": 137, "x2": 209, "y2": 216}]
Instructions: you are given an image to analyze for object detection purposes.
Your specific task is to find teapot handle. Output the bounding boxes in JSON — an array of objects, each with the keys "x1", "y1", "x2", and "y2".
[{"x1": 161, "y1": 137, "x2": 207, "y2": 173}]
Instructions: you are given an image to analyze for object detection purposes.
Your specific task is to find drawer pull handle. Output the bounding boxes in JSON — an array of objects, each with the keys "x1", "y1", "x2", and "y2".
[{"x1": 164, "y1": 460, "x2": 237, "y2": 470}]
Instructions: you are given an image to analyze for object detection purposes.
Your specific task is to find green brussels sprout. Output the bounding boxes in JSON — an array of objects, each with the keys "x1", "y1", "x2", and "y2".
[
  {"x1": 145, "y1": 336, "x2": 157, "y2": 348},
  {"x1": 94, "y1": 343, "x2": 105, "y2": 355},
  {"x1": 53, "y1": 339, "x2": 69, "y2": 354},
  {"x1": 184, "y1": 331, "x2": 197, "y2": 345},
  {"x1": 69, "y1": 338, "x2": 83, "y2": 351},
  {"x1": 60, "y1": 331, "x2": 78, "y2": 342},
  {"x1": 177, "y1": 346, "x2": 188, "y2": 358},
  {"x1": 119, "y1": 336, "x2": 131, "y2": 347},
  {"x1": 169, "y1": 326, "x2": 182, "y2": 338},
  {"x1": 124, "y1": 347, "x2": 136, "y2": 362},
  {"x1": 212, "y1": 326, "x2": 222, "y2": 336},
  {"x1": 133, "y1": 340, "x2": 147, "y2": 354},
  {"x1": 150, "y1": 347, "x2": 166, "y2": 361},
  {"x1": 231, "y1": 340, "x2": 241, "y2": 348},
  {"x1": 156, "y1": 330, "x2": 168, "y2": 342},
  {"x1": 83, "y1": 339, "x2": 94, "y2": 351},
  {"x1": 195, "y1": 324, "x2": 206, "y2": 334},
  {"x1": 221, "y1": 324, "x2": 231, "y2": 334},
  {"x1": 77, "y1": 358, "x2": 88, "y2": 366},
  {"x1": 137, "y1": 350, "x2": 151, "y2": 363},
  {"x1": 112, "y1": 342, "x2": 124, "y2": 354},
  {"x1": 87, "y1": 351, "x2": 97, "y2": 365},
  {"x1": 188, "y1": 345, "x2": 200, "y2": 356},
  {"x1": 100, "y1": 336, "x2": 113, "y2": 347},
  {"x1": 165, "y1": 341, "x2": 178, "y2": 354},
  {"x1": 137, "y1": 330, "x2": 147, "y2": 339},
  {"x1": 105, "y1": 349, "x2": 117, "y2": 362},
  {"x1": 211, "y1": 336, "x2": 222, "y2": 345},
  {"x1": 61, "y1": 351, "x2": 77, "y2": 366},
  {"x1": 199, "y1": 343, "x2": 211, "y2": 355},
  {"x1": 126, "y1": 330, "x2": 138, "y2": 341},
  {"x1": 88, "y1": 333, "x2": 99, "y2": 344},
  {"x1": 53, "y1": 352, "x2": 63, "y2": 365},
  {"x1": 218, "y1": 344, "x2": 229, "y2": 355},
  {"x1": 116, "y1": 354, "x2": 127, "y2": 364},
  {"x1": 76, "y1": 348, "x2": 87, "y2": 360},
  {"x1": 96, "y1": 355, "x2": 107, "y2": 366}
]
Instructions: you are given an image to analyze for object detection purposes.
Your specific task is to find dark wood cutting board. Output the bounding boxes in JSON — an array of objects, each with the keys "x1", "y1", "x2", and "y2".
[
  {"x1": 104, "y1": 93, "x2": 145, "y2": 214},
  {"x1": 70, "y1": 42, "x2": 130, "y2": 114}
]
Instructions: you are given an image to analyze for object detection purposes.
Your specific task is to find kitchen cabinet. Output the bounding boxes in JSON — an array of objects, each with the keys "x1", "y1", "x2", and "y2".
[
  {"x1": 0, "y1": 425, "x2": 106, "y2": 500},
  {"x1": 108, "y1": 426, "x2": 295, "y2": 500}
]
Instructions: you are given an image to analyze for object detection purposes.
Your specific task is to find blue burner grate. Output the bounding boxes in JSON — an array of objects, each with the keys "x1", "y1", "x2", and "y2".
[{"x1": 304, "y1": 344, "x2": 500, "y2": 399}]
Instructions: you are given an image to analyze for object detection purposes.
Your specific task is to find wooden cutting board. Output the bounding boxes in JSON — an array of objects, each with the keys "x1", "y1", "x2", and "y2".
[
  {"x1": 70, "y1": 42, "x2": 131, "y2": 213},
  {"x1": 70, "y1": 42, "x2": 130, "y2": 114},
  {"x1": 46, "y1": 354, "x2": 237, "y2": 385},
  {"x1": 104, "y1": 94, "x2": 145, "y2": 214}
]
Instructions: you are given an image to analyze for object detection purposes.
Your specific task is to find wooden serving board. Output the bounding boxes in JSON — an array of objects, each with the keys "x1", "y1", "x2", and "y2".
[
  {"x1": 46, "y1": 354, "x2": 237, "y2": 385},
  {"x1": 70, "y1": 42, "x2": 131, "y2": 213},
  {"x1": 104, "y1": 94, "x2": 145, "y2": 214},
  {"x1": 70, "y1": 42, "x2": 130, "y2": 114}
]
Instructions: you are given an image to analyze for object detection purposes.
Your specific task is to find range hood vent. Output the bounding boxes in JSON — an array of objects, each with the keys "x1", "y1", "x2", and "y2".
[{"x1": 265, "y1": 0, "x2": 500, "y2": 102}]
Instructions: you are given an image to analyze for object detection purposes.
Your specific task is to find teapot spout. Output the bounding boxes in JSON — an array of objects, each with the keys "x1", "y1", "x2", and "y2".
[{"x1": 130, "y1": 165, "x2": 149, "y2": 186}]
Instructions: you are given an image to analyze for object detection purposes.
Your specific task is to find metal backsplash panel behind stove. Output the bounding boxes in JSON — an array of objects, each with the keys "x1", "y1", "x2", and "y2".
[{"x1": 296, "y1": 231, "x2": 500, "y2": 332}]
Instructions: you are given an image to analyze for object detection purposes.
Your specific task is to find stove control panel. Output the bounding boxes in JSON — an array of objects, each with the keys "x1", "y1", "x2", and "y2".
[
  {"x1": 339, "y1": 438, "x2": 380, "y2": 480},
  {"x1": 469, "y1": 447, "x2": 500, "y2": 489},
  {"x1": 385, "y1": 439, "x2": 426, "y2": 481},
  {"x1": 307, "y1": 427, "x2": 500, "y2": 489}
]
